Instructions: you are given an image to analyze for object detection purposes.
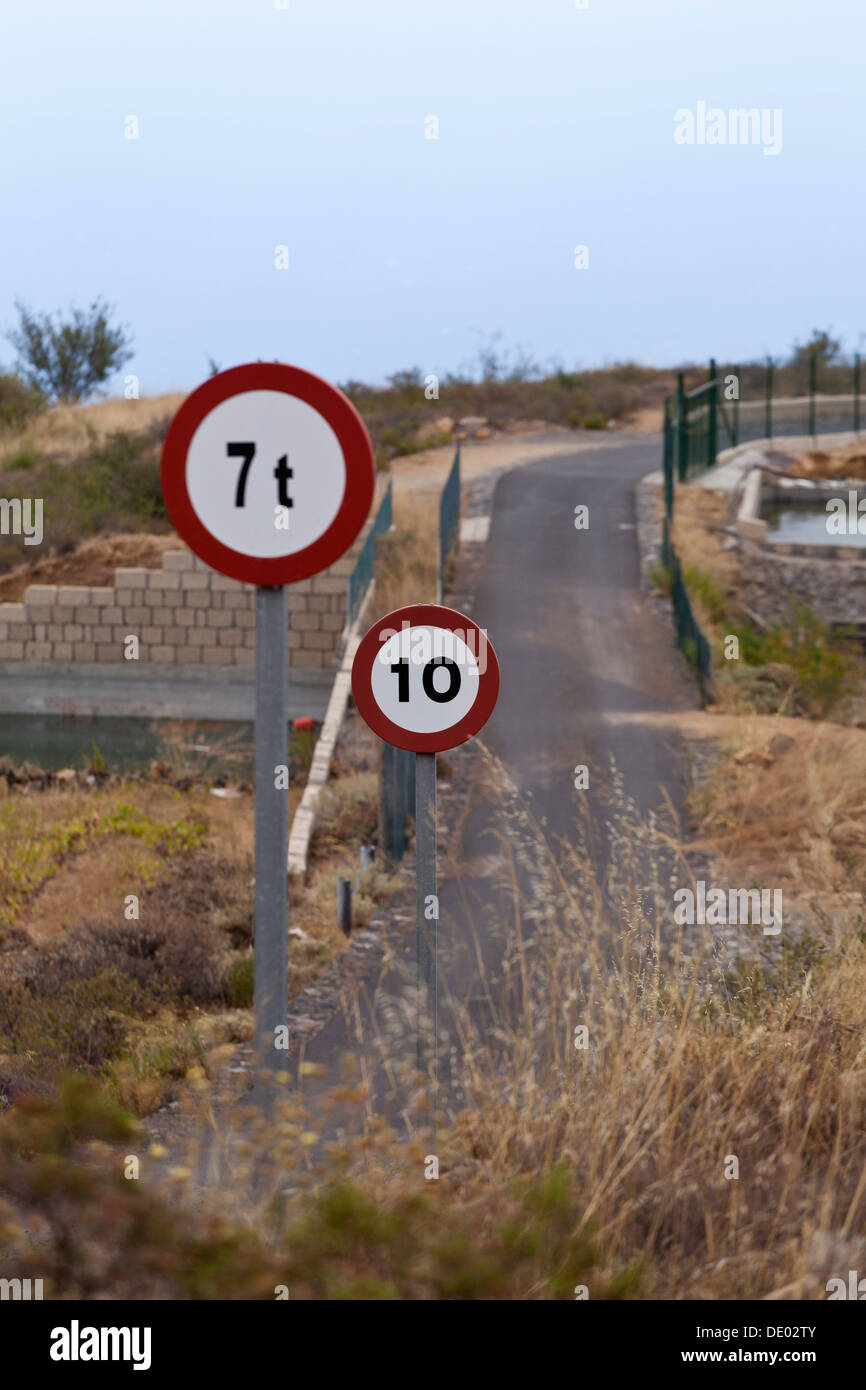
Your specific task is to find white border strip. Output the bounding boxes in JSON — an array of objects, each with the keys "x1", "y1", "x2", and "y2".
[{"x1": 287, "y1": 586, "x2": 373, "y2": 876}]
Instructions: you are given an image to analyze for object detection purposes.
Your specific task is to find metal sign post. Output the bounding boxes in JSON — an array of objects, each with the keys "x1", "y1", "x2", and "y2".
[
  {"x1": 415, "y1": 748, "x2": 437, "y2": 1085},
  {"x1": 160, "y1": 362, "x2": 375, "y2": 1118},
  {"x1": 351, "y1": 603, "x2": 500, "y2": 1116},
  {"x1": 253, "y1": 584, "x2": 289, "y2": 1106}
]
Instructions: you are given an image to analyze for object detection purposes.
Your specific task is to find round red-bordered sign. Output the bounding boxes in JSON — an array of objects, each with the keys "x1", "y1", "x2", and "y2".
[
  {"x1": 160, "y1": 362, "x2": 375, "y2": 585},
  {"x1": 351, "y1": 604, "x2": 500, "y2": 753}
]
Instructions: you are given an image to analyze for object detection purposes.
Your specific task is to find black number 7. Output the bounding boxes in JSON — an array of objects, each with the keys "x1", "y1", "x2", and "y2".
[{"x1": 228, "y1": 442, "x2": 256, "y2": 506}]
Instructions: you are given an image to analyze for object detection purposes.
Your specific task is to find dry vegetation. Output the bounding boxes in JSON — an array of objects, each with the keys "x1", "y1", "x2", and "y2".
[
  {"x1": 2, "y1": 746, "x2": 865, "y2": 1299},
  {"x1": 0, "y1": 712, "x2": 395, "y2": 1120},
  {"x1": 664, "y1": 481, "x2": 865, "y2": 720},
  {"x1": 791, "y1": 443, "x2": 866, "y2": 481},
  {"x1": 3, "y1": 374, "x2": 865, "y2": 1299}
]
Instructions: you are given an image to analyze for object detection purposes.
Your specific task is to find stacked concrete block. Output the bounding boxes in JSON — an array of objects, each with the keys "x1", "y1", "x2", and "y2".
[{"x1": 0, "y1": 519, "x2": 371, "y2": 671}]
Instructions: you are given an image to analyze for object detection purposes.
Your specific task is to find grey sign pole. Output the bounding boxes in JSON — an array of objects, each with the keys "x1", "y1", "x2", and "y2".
[
  {"x1": 253, "y1": 584, "x2": 290, "y2": 1111},
  {"x1": 415, "y1": 749, "x2": 438, "y2": 1116}
]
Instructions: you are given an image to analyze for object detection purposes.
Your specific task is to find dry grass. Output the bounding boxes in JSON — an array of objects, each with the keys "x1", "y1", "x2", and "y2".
[
  {"x1": 1, "y1": 743, "x2": 865, "y2": 1298},
  {"x1": 791, "y1": 444, "x2": 866, "y2": 481},
  {"x1": 687, "y1": 714, "x2": 866, "y2": 905},
  {"x1": 0, "y1": 392, "x2": 185, "y2": 469},
  {"x1": 368, "y1": 489, "x2": 440, "y2": 621},
  {"x1": 0, "y1": 532, "x2": 180, "y2": 602},
  {"x1": 669, "y1": 484, "x2": 740, "y2": 638}
]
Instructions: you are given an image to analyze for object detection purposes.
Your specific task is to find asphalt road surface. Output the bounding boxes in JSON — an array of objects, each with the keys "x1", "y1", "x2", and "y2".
[{"x1": 292, "y1": 433, "x2": 698, "y2": 1140}]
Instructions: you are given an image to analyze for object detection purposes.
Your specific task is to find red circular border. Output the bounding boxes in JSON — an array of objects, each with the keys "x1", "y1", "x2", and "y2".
[
  {"x1": 351, "y1": 603, "x2": 500, "y2": 753},
  {"x1": 160, "y1": 362, "x2": 375, "y2": 585}
]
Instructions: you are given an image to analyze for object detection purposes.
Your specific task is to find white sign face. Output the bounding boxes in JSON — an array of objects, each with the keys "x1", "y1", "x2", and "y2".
[
  {"x1": 371, "y1": 624, "x2": 481, "y2": 735},
  {"x1": 161, "y1": 362, "x2": 375, "y2": 586},
  {"x1": 185, "y1": 390, "x2": 345, "y2": 559}
]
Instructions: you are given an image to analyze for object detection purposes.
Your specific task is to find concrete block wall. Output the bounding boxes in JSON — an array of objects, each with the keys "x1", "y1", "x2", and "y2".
[{"x1": 0, "y1": 524, "x2": 369, "y2": 671}]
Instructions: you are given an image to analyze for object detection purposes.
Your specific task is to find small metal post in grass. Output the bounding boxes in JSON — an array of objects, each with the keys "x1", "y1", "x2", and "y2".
[{"x1": 336, "y1": 877, "x2": 353, "y2": 937}]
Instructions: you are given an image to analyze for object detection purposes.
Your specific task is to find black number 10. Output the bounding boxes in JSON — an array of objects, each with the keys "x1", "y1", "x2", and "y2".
[{"x1": 389, "y1": 656, "x2": 461, "y2": 703}]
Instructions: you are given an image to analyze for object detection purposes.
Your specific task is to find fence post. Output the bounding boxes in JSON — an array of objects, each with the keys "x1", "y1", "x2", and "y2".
[
  {"x1": 438, "y1": 443, "x2": 461, "y2": 603},
  {"x1": 708, "y1": 358, "x2": 717, "y2": 468},
  {"x1": 732, "y1": 364, "x2": 740, "y2": 446},
  {"x1": 765, "y1": 358, "x2": 773, "y2": 440},
  {"x1": 809, "y1": 349, "x2": 817, "y2": 440},
  {"x1": 676, "y1": 372, "x2": 686, "y2": 481},
  {"x1": 855, "y1": 353, "x2": 861, "y2": 435},
  {"x1": 663, "y1": 398, "x2": 674, "y2": 520}
]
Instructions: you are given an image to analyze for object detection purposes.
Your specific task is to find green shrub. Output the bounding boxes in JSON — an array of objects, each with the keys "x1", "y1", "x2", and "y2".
[
  {"x1": 583, "y1": 412, "x2": 607, "y2": 430},
  {"x1": 683, "y1": 564, "x2": 728, "y2": 626},
  {"x1": 225, "y1": 953, "x2": 254, "y2": 1008},
  {"x1": 7, "y1": 299, "x2": 133, "y2": 404},
  {"x1": 5, "y1": 443, "x2": 38, "y2": 471},
  {"x1": 733, "y1": 603, "x2": 858, "y2": 716},
  {"x1": 0, "y1": 372, "x2": 46, "y2": 431}
]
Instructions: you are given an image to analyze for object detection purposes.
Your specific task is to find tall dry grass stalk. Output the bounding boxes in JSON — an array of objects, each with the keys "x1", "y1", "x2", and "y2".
[{"x1": 144, "y1": 748, "x2": 866, "y2": 1299}]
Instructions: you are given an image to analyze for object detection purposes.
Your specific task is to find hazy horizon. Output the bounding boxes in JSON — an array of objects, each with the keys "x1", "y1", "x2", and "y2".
[{"x1": 3, "y1": 0, "x2": 863, "y2": 396}]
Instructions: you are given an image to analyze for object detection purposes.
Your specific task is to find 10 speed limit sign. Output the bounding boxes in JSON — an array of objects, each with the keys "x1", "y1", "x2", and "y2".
[
  {"x1": 351, "y1": 603, "x2": 500, "y2": 752},
  {"x1": 160, "y1": 362, "x2": 375, "y2": 584}
]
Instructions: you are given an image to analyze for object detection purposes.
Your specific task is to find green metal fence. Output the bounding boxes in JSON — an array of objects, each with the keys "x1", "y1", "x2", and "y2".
[
  {"x1": 438, "y1": 442, "x2": 461, "y2": 600},
  {"x1": 660, "y1": 516, "x2": 713, "y2": 705},
  {"x1": 661, "y1": 349, "x2": 865, "y2": 702},
  {"x1": 665, "y1": 353, "x2": 864, "y2": 498},
  {"x1": 380, "y1": 739, "x2": 415, "y2": 864},
  {"x1": 347, "y1": 478, "x2": 393, "y2": 626}
]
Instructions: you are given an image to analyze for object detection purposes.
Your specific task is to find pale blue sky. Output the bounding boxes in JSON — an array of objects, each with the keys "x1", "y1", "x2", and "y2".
[{"x1": 2, "y1": 0, "x2": 862, "y2": 394}]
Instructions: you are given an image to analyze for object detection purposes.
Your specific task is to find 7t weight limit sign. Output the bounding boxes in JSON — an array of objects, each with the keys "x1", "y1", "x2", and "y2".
[
  {"x1": 161, "y1": 362, "x2": 374, "y2": 586},
  {"x1": 161, "y1": 362, "x2": 375, "y2": 1114}
]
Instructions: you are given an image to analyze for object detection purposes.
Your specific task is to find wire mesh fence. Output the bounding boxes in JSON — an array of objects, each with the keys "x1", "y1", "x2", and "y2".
[
  {"x1": 660, "y1": 516, "x2": 713, "y2": 705},
  {"x1": 439, "y1": 442, "x2": 461, "y2": 600},
  {"x1": 347, "y1": 477, "x2": 393, "y2": 626},
  {"x1": 379, "y1": 740, "x2": 415, "y2": 865}
]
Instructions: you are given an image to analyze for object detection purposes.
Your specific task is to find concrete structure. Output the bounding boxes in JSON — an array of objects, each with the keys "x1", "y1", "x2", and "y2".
[{"x1": 0, "y1": 522, "x2": 373, "y2": 717}]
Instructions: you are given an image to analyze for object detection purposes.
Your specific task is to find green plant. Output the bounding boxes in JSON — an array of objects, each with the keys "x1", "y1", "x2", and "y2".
[
  {"x1": 5, "y1": 443, "x2": 38, "y2": 471},
  {"x1": 0, "y1": 373, "x2": 46, "y2": 431},
  {"x1": 8, "y1": 298, "x2": 133, "y2": 403},
  {"x1": 648, "y1": 558, "x2": 673, "y2": 594},
  {"x1": 732, "y1": 603, "x2": 858, "y2": 715},
  {"x1": 682, "y1": 564, "x2": 728, "y2": 626},
  {"x1": 225, "y1": 953, "x2": 254, "y2": 1007},
  {"x1": 583, "y1": 411, "x2": 607, "y2": 430},
  {"x1": 86, "y1": 743, "x2": 108, "y2": 777}
]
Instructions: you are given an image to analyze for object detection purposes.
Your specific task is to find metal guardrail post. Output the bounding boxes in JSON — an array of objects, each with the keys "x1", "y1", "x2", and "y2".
[
  {"x1": 732, "y1": 364, "x2": 740, "y2": 446},
  {"x1": 809, "y1": 349, "x2": 817, "y2": 439},
  {"x1": 855, "y1": 353, "x2": 861, "y2": 435}
]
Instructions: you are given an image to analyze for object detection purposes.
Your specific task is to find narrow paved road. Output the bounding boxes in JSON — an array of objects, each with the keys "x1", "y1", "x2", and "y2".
[{"x1": 293, "y1": 433, "x2": 698, "y2": 1138}]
